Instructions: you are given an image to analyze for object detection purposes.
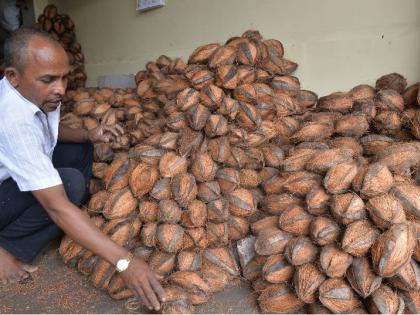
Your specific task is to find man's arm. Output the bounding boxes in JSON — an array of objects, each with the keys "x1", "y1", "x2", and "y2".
[
  {"x1": 58, "y1": 125, "x2": 88, "y2": 143},
  {"x1": 58, "y1": 124, "x2": 125, "y2": 143},
  {"x1": 32, "y1": 185, "x2": 166, "y2": 310}
]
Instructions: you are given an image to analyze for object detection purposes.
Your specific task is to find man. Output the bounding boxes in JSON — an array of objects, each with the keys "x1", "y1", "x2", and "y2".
[{"x1": 0, "y1": 27, "x2": 165, "y2": 311}]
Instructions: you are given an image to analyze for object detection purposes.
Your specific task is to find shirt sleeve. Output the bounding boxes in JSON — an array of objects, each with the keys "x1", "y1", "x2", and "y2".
[{"x1": 0, "y1": 120, "x2": 62, "y2": 191}]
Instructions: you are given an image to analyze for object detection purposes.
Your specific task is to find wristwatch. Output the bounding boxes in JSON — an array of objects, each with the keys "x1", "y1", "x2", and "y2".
[{"x1": 116, "y1": 252, "x2": 134, "y2": 273}]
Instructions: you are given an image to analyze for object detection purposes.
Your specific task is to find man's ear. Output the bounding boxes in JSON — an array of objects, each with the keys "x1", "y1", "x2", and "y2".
[{"x1": 4, "y1": 67, "x2": 20, "y2": 88}]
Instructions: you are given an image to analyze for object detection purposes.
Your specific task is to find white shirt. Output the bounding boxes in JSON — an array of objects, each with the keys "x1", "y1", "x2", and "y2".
[{"x1": 0, "y1": 77, "x2": 62, "y2": 191}]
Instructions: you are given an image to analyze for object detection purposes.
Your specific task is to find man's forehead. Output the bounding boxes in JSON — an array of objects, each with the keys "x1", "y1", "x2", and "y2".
[{"x1": 25, "y1": 38, "x2": 70, "y2": 74}]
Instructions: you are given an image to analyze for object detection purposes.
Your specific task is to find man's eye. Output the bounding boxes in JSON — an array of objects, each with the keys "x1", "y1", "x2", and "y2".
[{"x1": 41, "y1": 77, "x2": 53, "y2": 83}]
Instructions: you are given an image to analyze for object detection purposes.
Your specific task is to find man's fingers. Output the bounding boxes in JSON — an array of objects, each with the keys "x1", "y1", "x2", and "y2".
[
  {"x1": 102, "y1": 125, "x2": 121, "y2": 137},
  {"x1": 150, "y1": 275, "x2": 166, "y2": 302},
  {"x1": 135, "y1": 286, "x2": 153, "y2": 310},
  {"x1": 115, "y1": 124, "x2": 125, "y2": 135},
  {"x1": 142, "y1": 280, "x2": 161, "y2": 311},
  {"x1": 154, "y1": 272, "x2": 164, "y2": 281}
]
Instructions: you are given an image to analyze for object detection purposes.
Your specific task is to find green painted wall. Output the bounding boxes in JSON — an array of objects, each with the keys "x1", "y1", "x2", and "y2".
[{"x1": 35, "y1": 0, "x2": 420, "y2": 94}]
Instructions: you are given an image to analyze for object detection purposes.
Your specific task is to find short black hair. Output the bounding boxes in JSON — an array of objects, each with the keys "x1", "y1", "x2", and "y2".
[{"x1": 4, "y1": 27, "x2": 60, "y2": 71}]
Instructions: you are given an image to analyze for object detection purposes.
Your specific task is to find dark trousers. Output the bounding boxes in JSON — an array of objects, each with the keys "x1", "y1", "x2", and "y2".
[{"x1": 0, "y1": 142, "x2": 93, "y2": 262}]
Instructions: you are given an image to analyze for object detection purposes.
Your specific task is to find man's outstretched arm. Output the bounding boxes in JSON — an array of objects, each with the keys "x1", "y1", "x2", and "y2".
[
  {"x1": 32, "y1": 185, "x2": 166, "y2": 311},
  {"x1": 58, "y1": 124, "x2": 124, "y2": 143}
]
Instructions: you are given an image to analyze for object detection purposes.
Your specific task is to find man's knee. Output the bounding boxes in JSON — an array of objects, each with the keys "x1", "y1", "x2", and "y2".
[{"x1": 57, "y1": 168, "x2": 86, "y2": 205}]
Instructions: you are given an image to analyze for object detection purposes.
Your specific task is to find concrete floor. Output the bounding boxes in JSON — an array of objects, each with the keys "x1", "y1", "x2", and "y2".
[{"x1": 0, "y1": 244, "x2": 259, "y2": 314}]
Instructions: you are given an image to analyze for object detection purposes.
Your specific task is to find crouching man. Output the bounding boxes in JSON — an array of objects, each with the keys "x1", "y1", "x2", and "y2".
[{"x1": 0, "y1": 27, "x2": 165, "y2": 311}]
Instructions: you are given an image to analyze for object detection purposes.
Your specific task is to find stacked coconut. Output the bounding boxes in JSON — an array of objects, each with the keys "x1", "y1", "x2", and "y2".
[
  {"x1": 242, "y1": 73, "x2": 420, "y2": 314},
  {"x1": 57, "y1": 30, "x2": 315, "y2": 313},
  {"x1": 58, "y1": 29, "x2": 420, "y2": 314},
  {"x1": 36, "y1": 4, "x2": 87, "y2": 89}
]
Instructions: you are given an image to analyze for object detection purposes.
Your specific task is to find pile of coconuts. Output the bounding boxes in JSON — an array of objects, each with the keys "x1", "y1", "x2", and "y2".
[{"x1": 59, "y1": 30, "x2": 420, "y2": 314}]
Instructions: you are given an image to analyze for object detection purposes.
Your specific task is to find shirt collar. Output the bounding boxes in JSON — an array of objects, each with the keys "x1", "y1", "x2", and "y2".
[{"x1": 3, "y1": 77, "x2": 42, "y2": 115}]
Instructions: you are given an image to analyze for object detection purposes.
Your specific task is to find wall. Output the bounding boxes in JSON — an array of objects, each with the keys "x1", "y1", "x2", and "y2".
[{"x1": 36, "y1": 0, "x2": 420, "y2": 95}]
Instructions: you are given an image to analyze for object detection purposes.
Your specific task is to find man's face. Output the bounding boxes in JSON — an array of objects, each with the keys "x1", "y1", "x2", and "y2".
[{"x1": 6, "y1": 36, "x2": 71, "y2": 112}]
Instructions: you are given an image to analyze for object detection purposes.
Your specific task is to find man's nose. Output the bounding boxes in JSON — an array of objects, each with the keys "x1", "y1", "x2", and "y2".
[{"x1": 53, "y1": 79, "x2": 66, "y2": 95}]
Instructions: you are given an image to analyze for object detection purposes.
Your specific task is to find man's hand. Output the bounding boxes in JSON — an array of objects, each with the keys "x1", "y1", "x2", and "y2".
[
  {"x1": 121, "y1": 257, "x2": 166, "y2": 311},
  {"x1": 87, "y1": 124, "x2": 124, "y2": 144}
]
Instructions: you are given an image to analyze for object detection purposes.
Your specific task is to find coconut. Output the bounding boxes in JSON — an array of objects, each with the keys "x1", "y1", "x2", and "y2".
[
  {"x1": 305, "y1": 185, "x2": 330, "y2": 215},
  {"x1": 262, "y1": 254, "x2": 294, "y2": 284},
  {"x1": 180, "y1": 200, "x2": 207, "y2": 228},
  {"x1": 215, "y1": 168, "x2": 240, "y2": 194},
  {"x1": 376, "y1": 73, "x2": 407, "y2": 93},
  {"x1": 138, "y1": 200, "x2": 158, "y2": 222},
  {"x1": 318, "y1": 92, "x2": 353, "y2": 113},
  {"x1": 346, "y1": 256, "x2": 382, "y2": 298},
  {"x1": 216, "y1": 64, "x2": 239, "y2": 90},
  {"x1": 367, "y1": 284, "x2": 405, "y2": 314},
  {"x1": 278, "y1": 205, "x2": 313, "y2": 235},
  {"x1": 319, "y1": 278, "x2": 361, "y2": 313},
  {"x1": 103, "y1": 188, "x2": 137, "y2": 220},
  {"x1": 282, "y1": 147, "x2": 318, "y2": 172},
  {"x1": 324, "y1": 160, "x2": 358, "y2": 194},
  {"x1": 290, "y1": 122, "x2": 334, "y2": 143},
  {"x1": 254, "y1": 228, "x2": 293, "y2": 256},
  {"x1": 294, "y1": 263, "x2": 326, "y2": 304},
  {"x1": 284, "y1": 236, "x2": 318, "y2": 266},
  {"x1": 243, "y1": 255, "x2": 266, "y2": 281},
  {"x1": 228, "y1": 188, "x2": 257, "y2": 217},
  {"x1": 188, "y1": 43, "x2": 220, "y2": 64},
  {"x1": 371, "y1": 223, "x2": 416, "y2": 277},
  {"x1": 366, "y1": 193, "x2": 406, "y2": 230},
  {"x1": 376, "y1": 89, "x2": 405, "y2": 112},
  {"x1": 251, "y1": 216, "x2": 279, "y2": 236},
  {"x1": 258, "y1": 283, "x2": 305, "y2": 314},
  {"x1": 206, "y1": 222, "x2": 229, "y2": 247},
  {"x1": 129, "y1": 163, "x2": 159, "y2": 198},
  {"x1": 103, "y1": 157, "x2": 131, "y2": 192},
  {"x1": 228, "y1": 215, "x2": 250, "y2": 240},
  {"x1": 148, "y1": 250, "x2": 176, "y2": 276},
  {"x1": 207, "y1": 198, "x2": 230, "y2": 223},
  {"x1": 157, "y1": 199, "x2": 182, "y2": 224},
  {"x1": 282, "y1": 171, "x2": 321, "y2": 197},
  {"x1": 359, "y1": 163, "x2": 393, "y2": 199},
  {"x1": 197, "y1": 181, "x2": 221, "y2": 203},
  {"x1": 184, "y1": 227, "x2": 208, "y2": 249},
  {"x1": 177, "y1": 251, "x2": 202, "y2": 272},
  {"x1": 158, "y1": 152, "x2": 188, "y2": 178},
  {"x1": 161, "y1": 286, "x2": 194, "y2": 314},
  {"x1": 320, "y1": 244, "x2": 353, "y2": 278},
  {"x1": 341, "y1": 219, "x2": 379, "y2": 256},
  {"x1": 360, "y1": 134, "x2": 395, "y2": 155},
  {"x1": 87, "y1": 191, "x2": 108, "y2": 214},
  {"x1": 391, "y1": 183, "x2": 420, "y2": 220},
  {"x1": 150, "y1": 178, "x2": 173, "y2": 200},
  {"x1": 171, "y1": 173, "x2": 198, "y2": 207},
  {"x1": 400, "y1": 290, "x2": 420, "y2": 314},
  {"x1": 203, "y1": 247, "x2": 239, "y2": 277},
  {"x1": 335, "y1": 114, "x2": 369, "y2": 137},
  {"x1": 191, "y1": 152, "x2": 218, "y2": 183},
  {"x1": 168, "y1": 271, "x2": 211, "y2": 305},
  {"x1": 350, "y1": 84, "x2": 376, "y2": 100},
  {"x1": 305, "y1": 148, "x2": 353, "y2": 174},
  {"x1": 388, "y1": 259, "x2": 420, "y2": 291},
  {"x1": 331, "y1": 192, "x2": 366, "y2": 224},
  {"x1": 310, "y1": 216, "x2": 340, "y2": 246}
]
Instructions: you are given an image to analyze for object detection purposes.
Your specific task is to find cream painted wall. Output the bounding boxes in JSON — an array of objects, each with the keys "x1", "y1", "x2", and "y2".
[{"x1": 37, "y1": 0, "x2": 420, "y2": 95}]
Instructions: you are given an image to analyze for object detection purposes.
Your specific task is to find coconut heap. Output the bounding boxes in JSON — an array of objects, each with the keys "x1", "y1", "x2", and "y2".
[
  {"x1": 36, "y1": 4, "x2": 87, "y2": 89},
  {"x1": 59, "y1": 30, "x2": 420, "y2": 314}
]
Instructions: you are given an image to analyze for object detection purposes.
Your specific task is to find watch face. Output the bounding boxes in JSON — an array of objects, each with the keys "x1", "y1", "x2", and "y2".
[{"x1": 117, "y1": 259, "x2": 129, "y2": 271}]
